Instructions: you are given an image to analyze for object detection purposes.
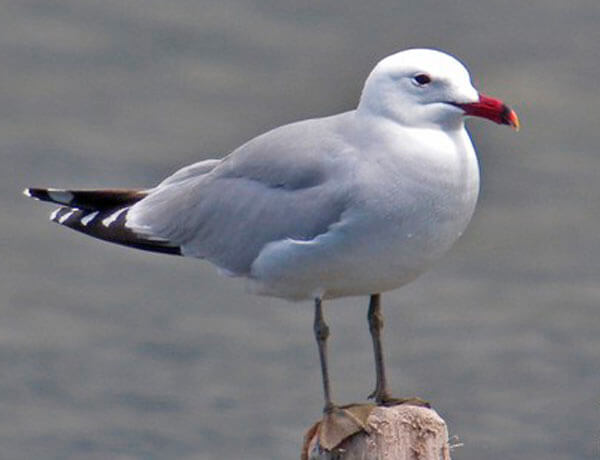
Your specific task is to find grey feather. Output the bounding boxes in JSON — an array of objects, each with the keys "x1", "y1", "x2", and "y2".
[
  {"x1": 126, "y1": 113, "x2": 356, "y2": 275},
  {"x1": 156, "y1": 159, "x2": 221, "y2": 187}
]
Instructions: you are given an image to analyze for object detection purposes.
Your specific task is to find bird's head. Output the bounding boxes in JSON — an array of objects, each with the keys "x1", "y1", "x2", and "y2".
[{"x1": 358, "y1": 48, "x2": 519, "y2": 131}]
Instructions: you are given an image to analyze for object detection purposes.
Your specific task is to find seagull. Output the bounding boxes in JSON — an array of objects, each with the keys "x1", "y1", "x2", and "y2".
[{"x1": 25, "y1": 49, "x2": 519, "y2": 412}]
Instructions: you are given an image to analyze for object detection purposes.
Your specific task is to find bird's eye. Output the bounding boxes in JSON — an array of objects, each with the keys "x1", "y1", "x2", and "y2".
[{"x1": 412, "y1": 74, "x2": 432, "y2": 86}]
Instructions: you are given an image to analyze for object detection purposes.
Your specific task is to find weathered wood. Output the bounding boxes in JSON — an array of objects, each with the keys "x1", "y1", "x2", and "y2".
[{"x1": 303, "y1": 404, "x2": 451, "y2": 460}]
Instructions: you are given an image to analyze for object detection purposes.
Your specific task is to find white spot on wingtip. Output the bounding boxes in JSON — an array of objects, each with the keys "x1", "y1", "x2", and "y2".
[
  {"x1": 81, "y1": 211, "x2": 99, "y2": 226},
  {"x1": 49, "y1": 208, "x2": 61, "y2": 221},
  {"x1": 23, "y1": 188, "x2": 32, "y2": 197},
  {"x1": 102, "y1": 208, "x2": 127, "y2": 227},
  {"x1": 58, "y1": 209, "x2": 76, "y2": 224}
]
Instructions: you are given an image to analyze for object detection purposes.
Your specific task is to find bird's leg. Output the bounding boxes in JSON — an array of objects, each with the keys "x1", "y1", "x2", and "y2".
[
  {"x1": 367, "y1": 294, "x2": 431, "y2": 408},
  {"x1": 314, "y1": 298, "x2": 334, "y2": 413},
  {"x1": 367, "y1": 293, "x2": 392, "y2": 404}
]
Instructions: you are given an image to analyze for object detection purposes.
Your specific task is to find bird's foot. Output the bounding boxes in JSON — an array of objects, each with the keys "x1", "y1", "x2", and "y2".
[
  {"x1": 316, "y1": 402, "x2": 375, "y2": 451},
  {"x1": 378, "y1": 395, "x2": 431, "y2": 408},
  {"x1": 368, "y1": 390, "x2": 431, "y2": 408}
]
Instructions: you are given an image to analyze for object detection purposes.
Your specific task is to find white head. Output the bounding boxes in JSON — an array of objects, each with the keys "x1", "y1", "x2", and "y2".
[{"x1": 358, "y1": 49, "x2": 519, "y2": 131}]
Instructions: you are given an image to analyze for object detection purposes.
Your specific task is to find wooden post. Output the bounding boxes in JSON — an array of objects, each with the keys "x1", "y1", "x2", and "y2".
[{"x1": 303, "y1": 404, "x2": 451, "y2": 460}]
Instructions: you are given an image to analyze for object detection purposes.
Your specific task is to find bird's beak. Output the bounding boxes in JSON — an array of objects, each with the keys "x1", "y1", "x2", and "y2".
[{"x1": 453, "y1": 93, "x2": 520, "y2": 131}]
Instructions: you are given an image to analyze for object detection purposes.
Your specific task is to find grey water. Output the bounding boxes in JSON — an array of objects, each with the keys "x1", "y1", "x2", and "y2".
[{"x1": 2, "y1": 1, "x2": 600, "y2": 458}]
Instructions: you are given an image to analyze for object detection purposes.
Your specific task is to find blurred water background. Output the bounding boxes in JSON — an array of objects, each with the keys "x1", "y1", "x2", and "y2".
[{"x1": 2, "y1": 1, "x2": 600, "y2": 459}]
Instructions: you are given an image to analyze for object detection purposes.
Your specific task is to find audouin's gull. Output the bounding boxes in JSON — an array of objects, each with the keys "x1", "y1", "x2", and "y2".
[{"x1": 25, "y1": 49, "x2": 519, "y2": 412}]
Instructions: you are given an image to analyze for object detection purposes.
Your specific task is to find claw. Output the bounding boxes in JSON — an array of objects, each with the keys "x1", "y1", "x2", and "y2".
[
  {"x1": 381, "y1": 396, "x2": 431, "y2": 408},
  {"x1": 318, "y1": 404, "x2": 374, "y2": 451},
  {"x1": 367, "y1": 391, "x2": 431, "y2": 409}
]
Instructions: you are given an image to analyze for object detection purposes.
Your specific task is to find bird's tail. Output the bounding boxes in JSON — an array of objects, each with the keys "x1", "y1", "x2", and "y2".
[{"x1": 24, "y1": 187, "x2": 181, "y2": 255}]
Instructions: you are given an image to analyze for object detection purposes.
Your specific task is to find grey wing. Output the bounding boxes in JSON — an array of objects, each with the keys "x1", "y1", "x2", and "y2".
[
  {"x1": 126, "y1": 117, "x2": 354, "y2": 275},
  {"x1": 155, "y1": 159, "x2": 221, "y2": 187}
]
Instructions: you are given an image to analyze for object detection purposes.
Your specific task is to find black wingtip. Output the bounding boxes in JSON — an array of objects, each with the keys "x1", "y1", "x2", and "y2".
[
  {"x1": 23, "y1": 187, "x2": 147, "y2": 209},
  {"x1": 23, "y1": 187, "x2": 46, "y2": 200},
  {"x1": 49, "y1": 206, "x2": 182, "y2": 256},
  {"x1": 25, "y1": 187, "x2": 180, "y2": 256},
  {"x1": 23, "y1": 187, "x2": 74, "y2": 205}
]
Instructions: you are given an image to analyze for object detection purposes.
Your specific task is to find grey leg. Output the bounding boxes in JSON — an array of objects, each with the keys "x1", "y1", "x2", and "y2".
[
  {"x1": 367, "y1": 293, "x2": 391, "y2": 404},
  {"x1": 314, "y1": 298, "x2": 334, "y2": 412},
  {"x1": 367, "y1": 294, "x2": 431, "y2": 408}
]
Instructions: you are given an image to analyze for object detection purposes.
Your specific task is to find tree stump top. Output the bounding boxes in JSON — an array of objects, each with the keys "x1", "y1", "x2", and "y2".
[{"x1": 304, "y1": 404, "x2": 451, "y2": 460}]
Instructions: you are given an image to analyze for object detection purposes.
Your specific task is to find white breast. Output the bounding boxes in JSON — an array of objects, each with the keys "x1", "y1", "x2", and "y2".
[{"x1": 249, "y1": 124, "x2": 480, "y2": 300}]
